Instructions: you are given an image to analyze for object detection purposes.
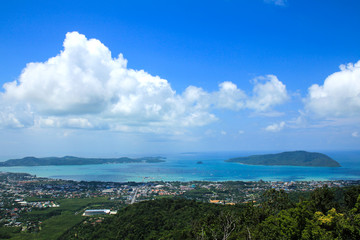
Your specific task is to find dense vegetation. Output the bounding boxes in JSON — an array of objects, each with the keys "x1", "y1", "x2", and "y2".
[
  {"x1": 0, "y1": 156, "x2": 165, "y2": 167},
  {"x1": 61, "y1": 185, "x2": 360, "y2": 240},
  {"x1": 0, "y1": 197, "x2": 119, "y2": 240},
  {"x1": 226, "y1": 151, "x2": 341, "y2": 167}
]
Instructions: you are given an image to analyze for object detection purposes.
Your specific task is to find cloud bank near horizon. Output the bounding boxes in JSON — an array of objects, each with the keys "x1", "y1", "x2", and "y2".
[{"x1": 0, "y1": 32, "x2": 289, "y2": 132}]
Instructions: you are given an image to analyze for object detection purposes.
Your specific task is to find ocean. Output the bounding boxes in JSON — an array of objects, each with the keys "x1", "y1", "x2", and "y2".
[{"x1": 1, "y1": 151, "x2": 360, "y2": 182}]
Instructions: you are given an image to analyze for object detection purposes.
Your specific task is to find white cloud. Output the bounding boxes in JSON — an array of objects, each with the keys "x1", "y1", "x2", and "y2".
[
  {"x1": 352, "y1": 131, "x2": 359, "y2": 138},
  {"x1": 0, "y1": 111, "x2": 24, "y2": 129},
  {"x1": 0, "y1": 97, "x2": 33, "y2": 129},
  {"x1": 4, "y1": 32, "x2": 110, "y2": 115},
  {"x1": 0, "y1": 32, "x2": 289, "y2": 132},
  {"x1": 265, "y1": 121, "x2": 285, "y2": 132},
  {"x1": 264, "y1": 0, "x2": 287, "y2": 6},
  {"x1": 246, "y1": 75, "x2": 289, "y2": 112},
  {"x1": 305, "y1": 60, "x2": 360, "y2": 118},
  {"x1": 214, "y1": 81, "x2": 246, "y2": 110},
  {"x1": 35, "y1": 116, "x2": 94, "y2": 129},
  {"x1": 250, "y1": 111, "x2": 285, "y2": 117}
]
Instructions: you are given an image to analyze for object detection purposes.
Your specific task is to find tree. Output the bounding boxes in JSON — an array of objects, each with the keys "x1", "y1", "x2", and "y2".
[
  {"x1": 310, "y1": 185, "x2": 338, "y2": 213},
  {"x1": 194, "y1": 211, "x2": 237, "y2": 240},
  {"x1": 345, "y1": 186, "x2": 360, "y2": 209},
  {"x1": 261, "y1": 189, "x2": 293, "y2": 215}
]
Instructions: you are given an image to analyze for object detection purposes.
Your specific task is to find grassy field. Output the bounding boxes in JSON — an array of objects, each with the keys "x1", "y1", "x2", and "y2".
[
  {"x1": 3, "y1": 197, "x2": 114, "y2": 240},
  {"x1": 10, "y1": 213, "x2": 83, "y2": 240},
  {"x1": 25, "y1": 196, "x2": 57, "y2": 202},
  {"x1": 26, "y1": 197, "x2": 110, "y2": 214}
]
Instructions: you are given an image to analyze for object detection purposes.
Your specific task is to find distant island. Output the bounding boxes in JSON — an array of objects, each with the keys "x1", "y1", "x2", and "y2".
[
  {"x1": 0, "y1": 156, "x2": 165, "y2": 167},
  {"x1": 226, "y1": 151, "x2": 341, "y2": 167}
]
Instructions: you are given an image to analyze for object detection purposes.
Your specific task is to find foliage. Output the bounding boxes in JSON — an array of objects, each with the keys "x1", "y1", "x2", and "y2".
[
  {"x1": 60, "y1": 188, "x2": 360, "y2": 240},
  {"x1": 3, "y1": 197, "x2": 115, "y2": 240},
  {"x1": 60, "y1": 198, "x2": 245, "y2": 240},
  {"x1": 10, "y1": 213, "x2": 84, "y2": 240},
  {"x1": 227, "y1": 151, "x2": 341, "y2": 167},
  {"x1": 261, "y1": 188, "x2": 294, "y2": 214},
  {"x1": 0, "y1": 227, "x2": 21, "y2": 239},
  {"x1": 310, "y1": 185, "x2": 338, "y2": 213},
  {"x1": 344, "y1": 185, "x2": 360, "y2": 209},
  {"x1": 0, "y1": 156, "x2": 164, "y2": 167},
  {"x1": 4, "y1": 187, "x2": 360, "y2": 239}
]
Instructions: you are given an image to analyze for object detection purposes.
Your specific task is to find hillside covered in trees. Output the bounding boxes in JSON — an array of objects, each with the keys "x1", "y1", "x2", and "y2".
[
  {"x1": 0, "y1": 156, "x2": 165, "y2": 167},
  {"x1": 61, "y1": 185, "x2": 360, "y2": 240},
  {"x1": 226, "y1": 151, "x2": 341, "y2": 167}
]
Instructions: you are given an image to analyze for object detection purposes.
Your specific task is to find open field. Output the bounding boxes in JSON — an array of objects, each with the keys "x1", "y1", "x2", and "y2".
[{"x1": 2, "y1": 197, "x2": 114, "y2": 240}]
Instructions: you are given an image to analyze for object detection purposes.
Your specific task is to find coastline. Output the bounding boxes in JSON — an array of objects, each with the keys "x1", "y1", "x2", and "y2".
[{"x1": 1, "y1": 151, "x2": 359, "y2": 182}]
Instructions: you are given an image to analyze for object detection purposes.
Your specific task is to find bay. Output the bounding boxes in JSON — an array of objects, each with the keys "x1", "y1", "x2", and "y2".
[{"x1": 1, "y1": 151, "x2": 360, "y2": 182}]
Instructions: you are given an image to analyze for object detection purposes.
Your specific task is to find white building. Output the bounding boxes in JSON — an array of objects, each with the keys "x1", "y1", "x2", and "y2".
[{"x1": 83, "y1": 209, "x2": 111, "y2": 216}]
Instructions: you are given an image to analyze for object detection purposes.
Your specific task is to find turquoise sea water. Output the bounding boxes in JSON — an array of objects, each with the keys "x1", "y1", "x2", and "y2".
[{"x1": 1, "y1": 151, "x2": 360, "y2": 182}]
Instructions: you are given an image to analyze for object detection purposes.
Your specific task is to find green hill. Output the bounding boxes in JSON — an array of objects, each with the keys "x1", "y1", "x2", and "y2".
[
  {"x1": 59, "y1": 198, "x2": 240, "y2": 240},
  {"x1": 0, "y1": 156, "x2": 165, "y2": 167},
  {"x1": 226, "y1": 151, "x2": 341, "y2": 167},
  {"x1": 58, "y1": 188, "x2": 360, "y2": 240}
]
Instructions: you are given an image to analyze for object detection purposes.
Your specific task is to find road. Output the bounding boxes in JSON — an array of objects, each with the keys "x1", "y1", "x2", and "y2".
[{"x1": 131, "y1": 187, "x2": 139, "y2": 204}]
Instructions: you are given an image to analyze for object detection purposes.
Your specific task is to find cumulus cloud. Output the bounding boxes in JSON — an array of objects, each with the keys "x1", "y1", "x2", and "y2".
[
  {"x1": 0, "y1": 97, "x2": 33, "y2": 129},
  {"x1": 0, "y1": 111, "x2": 24, "y2": 129},
  {"x1": 352, "y1": 131, "x2": 359, "y2": 138},
  {"x1": 4, "y1": 32, "x2": 110, "y2": 115},
  {"x1": 265, "y1": 121, "x2": 285, "y2": 132},
  {"x1": 246, "y1": 75, "x2": 289, "y2": 111},
  {"x1": 0, "y1": 32, "x2": 289, "y2": 131},
  {"x1": 305, "y1": 61, "x2": 360, "y2": 118},
  {"x1": 214, "y1": 81, "x2": 246, "y2": 110},
  {"x1": 34, "y1": 116, "x2": 94, "y2": 129}
]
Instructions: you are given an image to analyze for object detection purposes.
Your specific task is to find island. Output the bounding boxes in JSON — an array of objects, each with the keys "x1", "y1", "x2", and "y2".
[
  {"x1": 0, "y1": 156, "x2": 165, "y2": 167},
  {"x1": 225, "y1": 151, "x2": 341, "y2": 167}
]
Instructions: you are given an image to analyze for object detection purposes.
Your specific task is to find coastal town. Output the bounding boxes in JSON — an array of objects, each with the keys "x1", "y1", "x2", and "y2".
[{"x1": 1, "y1": 171, "x2": 359, "y2": 235}]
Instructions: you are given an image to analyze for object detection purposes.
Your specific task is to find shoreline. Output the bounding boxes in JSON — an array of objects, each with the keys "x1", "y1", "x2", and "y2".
[
  {"x1": 1, "y1": 151, "x2": 359, "y2": 182},
  {"x1": 2, "y1": 170, "x2": 360, "y2": 184}
]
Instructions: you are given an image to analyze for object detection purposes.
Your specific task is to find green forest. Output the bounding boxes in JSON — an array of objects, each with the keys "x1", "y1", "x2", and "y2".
[
  {"x1": 0, "y1": 156, "x2": 165, "y2": 167},
  {"x1": 226, "y1": 151, "x2": 341, "y2": 167},
  {"x1": 59, "y1": 185, "x2": 360, "y2": 240}
]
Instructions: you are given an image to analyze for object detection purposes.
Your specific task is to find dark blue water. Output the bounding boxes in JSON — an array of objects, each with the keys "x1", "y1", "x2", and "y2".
[{"x1": 1, "y1": 151, "x2": 359, "y2": 182}]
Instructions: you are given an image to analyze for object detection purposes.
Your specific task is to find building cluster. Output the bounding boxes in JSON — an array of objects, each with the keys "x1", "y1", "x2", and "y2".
[{"x1": 1, "y1": 171, "x2": 359, "y2": 230}]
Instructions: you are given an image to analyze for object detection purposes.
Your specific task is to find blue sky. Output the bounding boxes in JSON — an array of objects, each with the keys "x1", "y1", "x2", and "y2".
[{"x1": 0, "y1": 0, "x2": 360, "y2": 158}]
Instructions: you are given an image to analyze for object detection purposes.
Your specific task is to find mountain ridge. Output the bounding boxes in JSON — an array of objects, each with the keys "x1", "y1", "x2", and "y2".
[
  {"x1": 0, "y1": 156, "x2": 165, "y2": 167},
  {"x1": 226, "y1": 151, "x2": 341, "y2": 167}
]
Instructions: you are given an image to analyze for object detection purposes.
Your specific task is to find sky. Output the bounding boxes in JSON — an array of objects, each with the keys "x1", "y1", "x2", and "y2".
[{"x1": 0, "y1": 0, "x2": 360, "y2": 158}]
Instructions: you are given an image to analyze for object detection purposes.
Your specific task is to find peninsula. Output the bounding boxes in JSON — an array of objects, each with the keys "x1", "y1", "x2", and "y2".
[
  {"x1": 0, "y1": 156, "x2": 165, "y2": 167},
  {"x1": 226, "y1": 151, "x2": 341, "y2": 167}
]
